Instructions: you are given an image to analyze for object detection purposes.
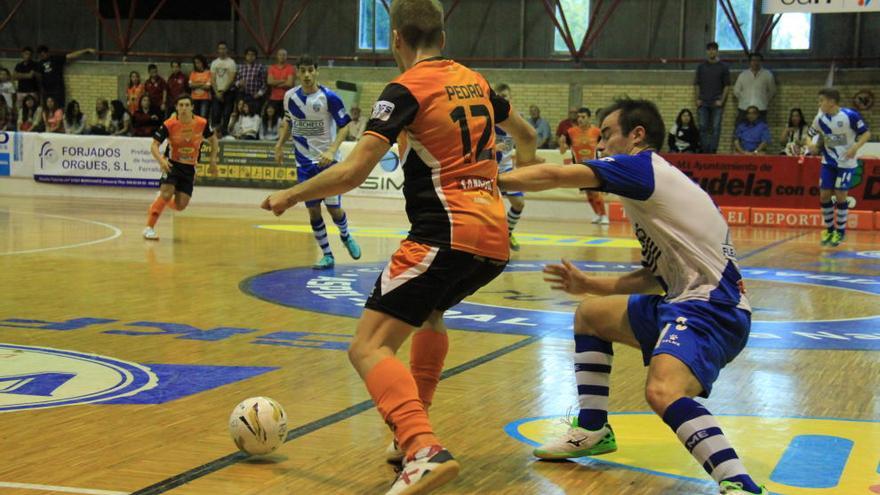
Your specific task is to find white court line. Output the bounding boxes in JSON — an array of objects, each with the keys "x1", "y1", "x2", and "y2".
[
  {"x1": 0, "y1": 211, "x2": 122, "y2": 256},
  {"x1": 0, "y1": 481, "x2": 128, "y2": 495}
]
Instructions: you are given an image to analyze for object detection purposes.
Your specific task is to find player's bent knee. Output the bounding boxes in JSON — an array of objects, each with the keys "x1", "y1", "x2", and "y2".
[
  {"x1": 644, "y1": 380, "x2": 682, "y2": 415},
  {"x1": 573, "y1": 303, "x2": 604, "y2": 338}
]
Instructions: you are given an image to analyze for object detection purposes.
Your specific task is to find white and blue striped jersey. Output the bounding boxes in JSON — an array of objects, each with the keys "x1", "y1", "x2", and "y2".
[
  {"x1": 809, "y1": 107, "x2": 869, "y2": 169},
  {"x1": 585, "y1": 150, "x2": 751, "y2": 312},
  {"x1": 283, "y1": 85, "x2": 352, "y2": 172},
  {"x1": 495, "y1": 125, "x2": 515, "y2": 172}
]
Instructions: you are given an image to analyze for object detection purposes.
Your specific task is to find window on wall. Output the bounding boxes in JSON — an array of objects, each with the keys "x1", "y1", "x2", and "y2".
[
  {"x1": 553, "y1": 0, "x2": 591, "y2": 53},
  {"x1": 714, "y1": 0, "x2": 754, "y2": 51},
  {"x1": 358, "y1": 0, "x2": 390, "y2": 51},
  {"x1": 771, "y1": 13, "x2": 812, "y2": 50}
]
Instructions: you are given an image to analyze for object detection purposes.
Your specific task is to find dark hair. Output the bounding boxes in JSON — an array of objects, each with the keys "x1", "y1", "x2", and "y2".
[
  {"x1": 495, "y1": 83, "x2": 510, "y2": 93},
  {"x1": 706, "y1": 41, "x2": 719, "y2": 50},
  {"x1": 192, "y1": 54, "x2": 207, "y2": 70},
  {"x1": 170, "y1": 59, "x2": 181, "y2": 67},
  {"x1": 44, "y1": 95, "x2": 58, "y2": 110},
  {"x1": 217, "y1": 40, "x2": 228, "y2": 48},
  {"x1": 148, "y1": 63, "x2": 158, "y2": 71},
  {"x1": 749, "y1": 52, "x2": 764, "y2": 61},
  {"x1": 0, "y1": 68, "x2": 10, "y2": 77},
  {"x1": 128, "y1": 71, "x2": 141, "y2": 87},
  {"x1": 675, "y1": 108, "x2": 695, "y2": 128},
  {"x1": 577, "y1": 107, "x2": 592, "y2": 117},
  {"x1": 746, "y1": 105, "x2": 760, "y2": 115},
  {"x1": 175, "y1": 94, "x2": 194, "y2": 106},
  {"x1": 391, "y1": 0, "x2": 444, "y2": 49},
  {"x1": 110, "y1": 99, "x2": 127, "y2": 121},
  {"x1": 297, "y1": 53, "x2": 317, "y2": 69},
  {"x1": 788, "y1": 108, "x2": 806, "y2": 129},
  {"x1": 20, "y1": 94, "x2": 38, "y2": 121},
  {"x1": 818, "y1": 87, "x2": 840, "y2": 103},
  {"x1": 22, "y1": 46, "x2": 33, "y2": 53},
  {"x1": 245, "y1": 47, "x2": 258, "y2": 56},
  {"x1": 599, "y1": 97, "x2": 666, "y2": 150},
  {"x1": 65, "y1": 100, "x2": 83, "y2": 124},
  {"x1": 37, "y1": 45, "x2": 48, "y2": 53},
  {"x1": 264, "y1": 104, "x2": 281, "y2": 126}
]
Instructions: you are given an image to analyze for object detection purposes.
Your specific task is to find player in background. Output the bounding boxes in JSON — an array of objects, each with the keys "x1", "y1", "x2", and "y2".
[
  {"x1": 560, "y1": 107, "x2": 608, "y2": 224},
  {"x1": 144, "y1": 94, "x2": 218, "y2": 240},
  {"x1": 808, "y1": 88, "x2": 871, "y2": 247},
  {"x1": 263, "y1": 1, "x2": 537, "y2": 492},
  {"x1": 494, "y1": 83, "x2": 526, "y2": 251},
  {"x1": 275, "y1": 54, "x2": 361, "y2": 269},
  {"x1": 499, "y1": 98, "x2": 768, "y2": 495}
]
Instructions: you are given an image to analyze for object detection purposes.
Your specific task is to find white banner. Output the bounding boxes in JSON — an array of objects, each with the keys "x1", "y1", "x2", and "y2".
[
  {"x1": 0, "y1": 131, "x2": 15, "y2": 177},
  {"x1": 762, "y1": 0, "x2": 880, "y2": 14},
  {"x1": 348, "y1": 142, "x2": 406, "y2": 198},
  {"x1": 24, "y1": 133, "x2": 162, "y2": 187}
]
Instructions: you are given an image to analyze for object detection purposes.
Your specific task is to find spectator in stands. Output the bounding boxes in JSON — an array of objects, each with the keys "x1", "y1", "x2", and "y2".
[
  {"x1": 260, "y1": 103, "x2": 281, "y2": 141},
  {"x1": 144, "y1": 63, "x2": 167, "y2": 114},
  {"x1": 734, "y1": 52, "x2": 776, "y2": 123},
  {"x1": 18, "y1": 94, "x2": 41, "y2": 132},
  {"x1": 668, "y1": 109, "x2": 701, "y2": 153},
  {"x1": 235, "y1": 46, "x2": 267, "y2": 110},
  {"x1": 13, "y1": 47, "x2": 39, "y2": 110},
  {"x1": 694, "y1": 41, "x2": 730, "y2": 154},
  {"x1": 126, "y1": 71, "x2": 144, "y2": 114},
  {"x1": 228, "y1": 99, "x2": 260, "y2": 140},
  {"x1": 555, "y1": 108, "x2": 578, "y2": 143},
  {"x1": 781, "y1": 108, "x2": 809, "y2": 156},
  {"x1": 189, "y1": 55, "x2": 212, "y2": 119},
  {"x1": 165, "y1": 60, "x2": 188, "y2": 117},
  {"x1": 527, "y1": 105, "x2": 552, "y2": 148},
  {"x1": 42, "y1": 95, "x2": 64, "y2": 133},
  {"x1": 90, "y1": 98, "x2": 112, "y2": 135},
  {"x1": 211, "y1": 41, "x2": 237, "y2": 135},
  {"x1": 132, "y1": 94, "x2": 162, "y2": 137},
  {"x1": 734, "y1": 106, "x2": 771, "y2": 155},
  {"x1": 0, "y1": 68, "x2": 14, "y2": 111},
  {"x1": 267, "y1": 48, "x2": 295, "y2": 113},
  {"x1": 37, "y1": 45, "x2": 95, "y2": 108},
  {"x1": 0, "y1": 97, "x2": 13, "y2": 131},
  {"x1": 345, "y1": 106, "x2": 366, "y2": 141},
  {"x1": 110, "y1": 99, "x2": 131, "y2": 136},
  {"x1": 63, "y1": 100, "x2": 86, "y2": 134}
]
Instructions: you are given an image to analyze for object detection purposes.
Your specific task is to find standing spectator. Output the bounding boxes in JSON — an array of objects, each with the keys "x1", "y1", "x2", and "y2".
[
  {"x1": 144, "y1": 64, "x2": 167, "y2": 113},
  {"x1": 781, "y1": 108, "x2": 808, "y2": 156},
  {"x1": 13, "y1": 47, "x2": 40, "y2": 109},
  {"x1": 734, "y1": 53, "x2": 776, "y2": 123},
  {"x1": 234, "y1": 47, "x2": 267, "y2": 110},
  {"x1": 132, "y1": 95, "x2": 162, "y2": 137},
  {"x1": 555, "y1": 108, "x2": 578, "y2": 144},
  {"x1": 90, "y1": 98, "x2": 112, "y2": 135},
  {"x1": 189, "y1": 55, "x2": 212, "y2": 119},
  {"x1": 0, "y1": 97, "x2": 13, "y2": 131},
  {"x1": 210, "y1": 41, "x2": 237, "y2": 134},
  {"x1": 0, "y1": 68, "x2": 15, "y2": 110},
  {"x1": 345, "y1": 106, "x2": 366, "y2": 141},
  {"x1": 42, "y1": 96, "x2": 64, "y2": 133},
  {"x1": 260, "y1": 104, "x2": 281, "y2": 141},
  {"x1": 165, "y1": 60, "x2": 188, "y2": 117},
  {"x1": 37, "y1": 45, "x2": 95, "y2": 107},
  {"x1": 693, "y1": 41, "x2": 730, "y2": 154},
  {"x1": 63, "y1": 100, "x2": 87, "y2": 134},
  {"x1": 668, "y1": 109, "x2": 701, "y2": 153},
  {"x1": 527, "y1": 105, "x2": 552, "y2": 148},
  {"x1": 126, "y1": 71, "x2": 144, "y2": 114},
  {"x1": 266, "y1": 48, "x2": 295, "y2": 113},
  {"x1": 110, "y1": 100, "x2": 131, "y2": 136},
  {"x1": 734, "y1": 106, "x2": 771, "y2": 154},
  {"x1": 18, "y1": 94, "x2": 41, "y2": 132}
]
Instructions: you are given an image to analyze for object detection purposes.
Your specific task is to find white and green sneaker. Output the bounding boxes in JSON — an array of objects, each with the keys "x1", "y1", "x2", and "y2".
[
  {"x1": 313, "y1": 255, "x2": 335, "y2": 270},
  {"x1": 719, "y1": 481, "x2": 769, "y2": 494},
  {"x1": 820, "y1": 230, "x2": 833, "y2": 246},
  {"x1": 532, "y1": 420, "x2": 617, "y2": 460}
]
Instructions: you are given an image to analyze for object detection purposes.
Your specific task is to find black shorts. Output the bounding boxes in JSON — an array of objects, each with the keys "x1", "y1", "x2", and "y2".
[
  {"x1": 365, "y1": 240, "x2": 508, "y2": 327},
  {"x1": 160, "y1": 161, "x2": 196, "y2": 196}
]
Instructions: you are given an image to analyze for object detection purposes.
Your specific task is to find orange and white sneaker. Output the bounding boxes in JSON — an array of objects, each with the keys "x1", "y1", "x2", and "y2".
[{"x1": 386, "y1": 445, "x2": 459, "y2": 495}]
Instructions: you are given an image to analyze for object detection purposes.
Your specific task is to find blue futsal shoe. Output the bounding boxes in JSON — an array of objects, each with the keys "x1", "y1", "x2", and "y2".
[
  {"x1": 343, "y1": 236, "x2": 361, "y2": 260},
  {"x1": 313, "y1": 255, "x2": 335, "y2": 270}
]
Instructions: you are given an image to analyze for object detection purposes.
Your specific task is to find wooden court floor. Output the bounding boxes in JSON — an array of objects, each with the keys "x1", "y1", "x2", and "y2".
[{"x1": 1, "y1": 194, "x2": 878, "y2": 495}]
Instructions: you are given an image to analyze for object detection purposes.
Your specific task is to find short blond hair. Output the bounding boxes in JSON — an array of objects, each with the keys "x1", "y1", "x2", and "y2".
[{"x1": 390, "y1": 0, "x2": 444, "y2": 49}]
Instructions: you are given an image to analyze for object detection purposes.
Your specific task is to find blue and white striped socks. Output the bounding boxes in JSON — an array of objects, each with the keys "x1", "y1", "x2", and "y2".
[
  {"x1": 821, "y1": 201, "x2": 834, "y2": 232},
  {"x1": 310, "y1": 218, "x2": 333, "y2": 256},
  {"x1": 835, "y1": 201, "x2": 848, "y2": 235},
  {"x1": 507, "y1": 206, "x2": 522, "y2": 235},
  {"x1": 663, "y1": 397, "x2": 762, "y2": 494},
  {"x1": 333, "y1": 213, "x2": 351, "y2": 241},
  {"x1": 574, "y1": 334, "x2": 613, "y2": 430}
]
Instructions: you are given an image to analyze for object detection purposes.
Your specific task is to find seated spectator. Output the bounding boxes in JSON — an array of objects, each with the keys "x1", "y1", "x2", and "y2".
[
  {"x1": 527, "y1": 104, "x2": 552, "y2": 148},
  {"x1": 43, "y1": 96, "x2": 64, "y2": 133},
  {"x1": 0, "y1": 68, "x2": 14, "y2": 110},
  {"x1": 260, "y1": 103, "x2": 281, "y2": 141},
  {"x1": 734, "y1": 106, "x2": 771, "y2": 155},
  {"x1": 63, "y1": 100, "x2": 87, "y2": 134},
  {"x1": 126, "y1": 71, "x2": 144, "y2": 115},
  {"x1": 0, "y1": 96, "x2": 13, "y2": 130},
  {"x1": 189, "y1": 55, "x2": 212, "y2": 119},
  {"x1": 110, "y1": 99, "x2": 131, "y2": 136},
  {"x1": 555, "y1": 108, "x2": 578, "y2": 143},
  {"x1": 90, "y1": 98, "x2": 113, "y2": 135},
  {"x1": 17, "y1": 94, "x2": 41, "y2": 131},
  {"x1": 228, "y1": 99, "x2": 260, "y2": 140},
  {"x1": 132, "y1": 94, "x2": 162, "y2": 137},
  {"x1": 667, "y1": 109, "x2": 701, "y2": 153},
  {"x1": 345, "y1": 106, "x2": 365, "y2": 141},
  {"x1": 166, "y1": 60, "x2": 188, "y2": 117},
  {"x1": 781, "y1": 107, "x2": 808, "y2": 156}
]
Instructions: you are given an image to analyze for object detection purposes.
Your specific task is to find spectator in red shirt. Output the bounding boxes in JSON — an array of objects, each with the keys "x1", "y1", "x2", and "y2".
[
  {"x1": 144, "y1": 63, "x2": 167, "y2": 114},
  {"x1": 266, "y1": 48, "x2": 295, "y2": 113},
  {"x1": 165, "y1": 60, "x2": 188, "y2": 117},
  {"x1": 555, "y1": 108, "x2": 578, "y2": 143}
]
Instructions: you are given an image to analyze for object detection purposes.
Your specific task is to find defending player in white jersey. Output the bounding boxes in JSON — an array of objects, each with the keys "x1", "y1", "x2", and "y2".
[
  {"x1": 493, "y1": 83, "x2": 526, "y2": 251},
  {"x1": 499, "y1": 98, "x2": 768, "y2": 495},
  {"x1": 275, "y1": 54, "x2": 361, "y2": 269},
  {"x1": 808, "y1": 88, "x2": 871, "y2": 247}
]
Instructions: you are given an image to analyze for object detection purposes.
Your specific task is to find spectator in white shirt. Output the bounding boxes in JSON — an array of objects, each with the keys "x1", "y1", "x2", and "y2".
[
  {"x1": 345, "y1": 106, "x2": 366, "y2": 141},
  {"x1": 210, "y1": 41, "x2": 237, "y2": 135},
  {"x1": 228, "y1": 99, "x2": 260, "y2": 140},
  {"x1": 734, "y1": 52, "x2": 776, "y2": 123}
]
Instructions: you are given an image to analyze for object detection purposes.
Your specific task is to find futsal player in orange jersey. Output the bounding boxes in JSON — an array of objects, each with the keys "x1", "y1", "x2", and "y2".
[
  {"x1": 263, "y1": 1, "x2": 537, "y2": 492},
  {"x1": 560, "y1": 107, "x2": 608, "y2": 224},
  {"x1": 143, "y1": 94, "x2": 218, "y2": 240}
]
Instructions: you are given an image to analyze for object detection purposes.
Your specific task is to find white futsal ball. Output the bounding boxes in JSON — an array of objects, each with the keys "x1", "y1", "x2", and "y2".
[{"x1": 229, "y1": 397, "x2": 288, "y2": 455}]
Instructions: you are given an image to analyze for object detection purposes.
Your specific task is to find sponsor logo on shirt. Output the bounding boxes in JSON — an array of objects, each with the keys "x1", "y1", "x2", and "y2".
[{"x1": 371, "y1": 101, "x2": 395, "y2": 122}]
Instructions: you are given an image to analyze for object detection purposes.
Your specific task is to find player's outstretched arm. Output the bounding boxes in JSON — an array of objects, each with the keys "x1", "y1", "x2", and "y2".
[
  {"x1": 544, "y1": 260, "x2": 658, "y2": 296},
  {"x1": 497, "y1": 111, "x2": 538, "y2": 166},
  {"x1": 499, "y1": 162, "x2": 599, "y2": 192},
  {"x1": 262, "y1": 134, "x2": 390, "y2": 216}
]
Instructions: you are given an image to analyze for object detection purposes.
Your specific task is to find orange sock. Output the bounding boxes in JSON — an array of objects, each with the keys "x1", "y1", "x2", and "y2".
[
  {"x1": 410, "y1": 330, "x2": 448, "y2": 408},
  {"x1": 165, "y1": 198, "x2": 180, "y2": 211},
  {"x1": 588, "y1": 193, "x2": 606, "y2": 216},
  {"x1": 147, "y1": 196, "x2": 167, "y2": 228},
  {"x1": 365, "y1": 357, "x2": 439, "y2": 458}
]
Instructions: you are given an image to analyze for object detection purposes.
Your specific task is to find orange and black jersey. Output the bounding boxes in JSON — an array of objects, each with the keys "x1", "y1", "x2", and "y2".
[
  {"x1": 153, "y1": 115, "x2": 212, "y2": 166},
  {"x1": 364, "y1": 57, "x2": 512, "y2": 261}
]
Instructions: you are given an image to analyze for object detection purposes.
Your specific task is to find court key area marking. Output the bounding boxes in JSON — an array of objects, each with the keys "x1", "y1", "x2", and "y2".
[{"x1": 0, "y1": 210, "x2": 122, "y2": 256}]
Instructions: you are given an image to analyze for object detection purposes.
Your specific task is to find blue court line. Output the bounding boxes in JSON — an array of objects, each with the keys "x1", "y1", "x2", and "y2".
[
  {"x1": 739, "y1": 231, "x2": 810, "y2": 262},
  {"x1": 129, "y1": 335, "x2": 541, "y2": 495}
]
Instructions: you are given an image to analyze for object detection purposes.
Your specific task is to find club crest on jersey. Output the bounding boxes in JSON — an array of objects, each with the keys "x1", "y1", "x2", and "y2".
[
  {"x1": 371, "y1": 101, "x2": 395, "y2": 122},
  {"x1": 312, "y1": 101, "x2": 322, "y2": 112}
]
